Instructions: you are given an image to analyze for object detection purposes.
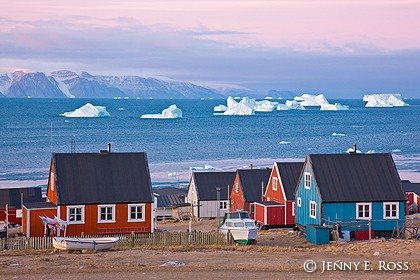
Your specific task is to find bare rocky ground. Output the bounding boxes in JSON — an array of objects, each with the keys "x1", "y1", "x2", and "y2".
[{"x1": 0, "y1": 220, "x2": 419, "y2": 279}]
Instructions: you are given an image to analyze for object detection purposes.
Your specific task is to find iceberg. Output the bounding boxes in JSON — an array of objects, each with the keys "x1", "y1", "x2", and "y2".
[
  {"x1": 331, "y1": 133, "x2": 346, "y2": 137},
  {"x1": 223, "y1": 101, "x2": 254, "y2": 115},
  {"x1": 279, "y1": 141, "x2": 291, "y2": 144},
  {"x1": 320, "y1": 103, "x2": 350, "y2": 111},
  {"x1": 285, "y1": 100, "x2": 306, "y2": 110},
  {"x1": 254, "y1": 100, "x2": 279, "y2": 112},
  {"x1": 213, "y1": 105, "x2": 228, "y2": 112},
  {"x1": 276, "y1": 104, "x2": 290, "y2": 111},
  {"x1": 294, "y1": 94, "x2": 330, "y2": 106},
  {"x1": 60, "y1": 103, "x2": 110, "y2": 118},
  {"x1": 363, "y1": 94, "x2": 409, "y2": 107},
  {"x1": 140, "y1": 104, "x2": 183, "y2": 119}
]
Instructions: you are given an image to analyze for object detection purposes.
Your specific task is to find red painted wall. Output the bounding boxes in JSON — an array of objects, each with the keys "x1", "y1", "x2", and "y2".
[
  {"x1": 406, "y1": 192, "x2": 420, "y2": 214},
  {"x1": 267, "y1": 206, "x2": 284, "y2": 225},
  {"x1": 285, "y1": 201, "x2": 296, "y2": 225},
  {"x1": 230, "y1": 174, "x2": 246, "y2": 212},
  {"x1": 22, "y1": 206, "x2": 57, "y2": 237},
  {"x1": 0, "y1": 208, "x2": 21, "y2": 225},
  {"x1": 254, "y1": 203, "x2": 265, "y2": 224},
  {"x1": 265, "y1": 166, "x2": 286, "y2": 203}
]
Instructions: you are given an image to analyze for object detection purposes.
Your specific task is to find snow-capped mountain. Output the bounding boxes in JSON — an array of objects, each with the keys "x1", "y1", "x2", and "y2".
[{"x1": 0, "y1": 70, "x2": 224, "y2": 99}]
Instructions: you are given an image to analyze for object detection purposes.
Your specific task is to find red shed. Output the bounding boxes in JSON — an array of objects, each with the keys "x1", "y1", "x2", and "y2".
[
  {"x1": 23, "y1": 148, "x2": 155, "y2": 237},
  {"x1": 254, "y1": 162, "x2": 303, "y2": 228},
  {"x1": 230, "y1": 168, "x2": 271, "y2": 219},
  {"x1": 402, "y1": 180, "x2": 420, "y2": 214}
]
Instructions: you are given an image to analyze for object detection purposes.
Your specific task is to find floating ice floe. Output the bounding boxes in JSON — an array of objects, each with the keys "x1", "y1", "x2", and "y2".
[
  {"x1": 279, "y1": 141, "x2": 291, "y2": 144},
  {"x1": 190, "y1": 164, "x2": 215, "y2": 171},
  {"x1": 285, "y1": 100, "x2": 305, "y2": 110},
  {"x1": 320, "y1": 103, "x2": 349, "y2": 111},
  {"x1": 140, "y1": 104, "x2": 183, "y2": 119},
  {"x1": 118, "y1": 107, "x2": 125, "y2": 111},
  {"x1": 60, "y1": 103, "x2": 110, "y2": 118},
  {"x1": 213, "y1": 105, "x2": 228, "y2": 112},
  {"x1": 264, "y1": 96, "x2": 274, "y2": 100},
  {"x1": 214, "y1": 96, "x2": 278, "y2": 114},
  {"x1": 363, "y1": 94, "x2": 409, "y2": 107},
  {"x1": 366, "y1": 150, "x2": 376, "y2": 154},
  {"x1": 276, "y1": 104, "x2": 290, "y2": 111},
  {"x1": 253, "y1": 100, "x2": 279, "y2": 112},
  {"x1": 332, "y1": 133, "x2": 346, "y2": 137},
  {"x1": 294, "y1": 94, "x2": 330, "y2": 106}
]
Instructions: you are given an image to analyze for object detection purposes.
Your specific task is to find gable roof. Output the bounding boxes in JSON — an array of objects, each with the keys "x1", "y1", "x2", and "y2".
[
  {"x1": 402, "y1": 180, "x2": 420, "y2": 194},
  {"x1": 52, "y1": 152, "x2": 153, "y2": 205},
  {"x1": 0, "y1": 187, "x2": 43, "y2": 208},
  {"x1": 307, "y1": 153, "x2": 405, "y2": 202},
  {"x1": 275, "y1": 162, "x2": 304, "y2": 200},
  {"x1": 237, "y1": 168, "x2": 272, "y2": 202},
  {"x1": 153, "y1": 187, "x2": 187, "y2": 208},
  {"x1": 192, "y1": 171, "x2": 236, "y2": 201}
]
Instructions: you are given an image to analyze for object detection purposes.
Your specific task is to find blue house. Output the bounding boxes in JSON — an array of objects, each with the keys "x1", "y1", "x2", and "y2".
[{"x1": 295, "y1": 153, "x2": 406, "y2": 239}]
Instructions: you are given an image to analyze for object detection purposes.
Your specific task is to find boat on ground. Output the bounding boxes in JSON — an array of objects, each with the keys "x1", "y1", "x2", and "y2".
[
  {"x1": 219, "y1": 211, "x2": 258, "y2": 244},
  {"x1": 53, "y1": 237, "x2": 119, "y2": 251}
]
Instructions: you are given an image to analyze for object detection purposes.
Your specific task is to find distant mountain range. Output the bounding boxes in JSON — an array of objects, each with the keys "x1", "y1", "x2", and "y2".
[{"x1": 0, "y1": 70, "x2": 296, "y2": 99}]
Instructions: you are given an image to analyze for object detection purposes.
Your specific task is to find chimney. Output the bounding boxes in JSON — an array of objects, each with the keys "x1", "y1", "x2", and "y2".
[
  {"x1": 107, "y1": 143, "x2": 111, "y2": 153},
  {"x1": 250, "y1": 164, "x2": 253, "y2": 170}
]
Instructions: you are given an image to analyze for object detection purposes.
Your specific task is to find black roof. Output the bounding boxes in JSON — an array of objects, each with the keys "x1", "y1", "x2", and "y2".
[
  {"x1": 23, "y1": 201, "x2": 56, "y2": 210},
  {"x1": 52, "y1": 152, "x2": 154, "y2": 205},
  {"x1": 192, "y1": 171, "x2": 236, "y2": 201},
  {"x1": 255, "y1": 201, "x2": 283, "y2": 206},
  {"x1": 307, "y1": 153, "x2": 406, "y2": 202},
  {"x1": 276, "y1": 162, "x2": 304, "y2": 200},
  {"x1": 153, "y1": 188, "x2": 187, "y2": 208},
  {"x1": 402, "y1": 180, "x2": 420, "y2": 194},
  {"x1": 0, "y1": 187, "x2": 43, "y2": 208},
  {"x1": 237, "y1": 168, "x2": 272, "y2": 202}
]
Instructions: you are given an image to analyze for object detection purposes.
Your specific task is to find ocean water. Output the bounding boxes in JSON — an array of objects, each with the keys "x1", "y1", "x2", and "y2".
[{"x1": 0, "y1": 98, "x2": 419, "y2": 184}]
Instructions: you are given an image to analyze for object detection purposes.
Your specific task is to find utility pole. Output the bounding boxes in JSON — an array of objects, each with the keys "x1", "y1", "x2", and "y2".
[{"x1": 216, "y1": 187, "x2": 221, "y2": 227}]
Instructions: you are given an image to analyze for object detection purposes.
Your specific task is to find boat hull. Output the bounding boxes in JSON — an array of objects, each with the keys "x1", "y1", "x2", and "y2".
[
  {"x1": 219, "y1": 227, "x2": 258, "y2": 245},
  {"x1": 53, "y1": 237, "x2": 119, "y2": 251}
]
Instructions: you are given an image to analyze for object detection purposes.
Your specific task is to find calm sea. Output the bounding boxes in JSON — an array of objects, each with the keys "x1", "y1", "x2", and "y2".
[{"x1": 0, "y1": 98, "x2": 419, "y2": 185}]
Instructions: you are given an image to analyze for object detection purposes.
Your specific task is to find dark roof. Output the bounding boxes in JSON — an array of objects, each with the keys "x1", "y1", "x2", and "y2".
[
  {"x1": 155, "y1": 193, "x2": 187, "y2": 208},
  {"x1": 153, "y1": 187, "x2": 187, "y2": 196},
  {"x1": 255, "y1": 201, "x2": 283, "y2": 206},
  {"x1": 276, "y1": 162, "x2": 304, "y2": 200},
  {"x1": 307, "y1": 153, "x2": 406, "y2": 202},
  {"x1": 53, "y1": 152, "x2": 153, "y2": 205},
  {"x1": 402, "y1": 180, "x2": 420, "y2": 194},
  {"x1": 237, "y1": 168, "x2": 272, "y2": 202},
  {"x1": 0, "y1": 187, "x2": 43, "y2": 208},
  {"x1": 23, "y1": 201, "x2": 56, "y2": 210},
  {"x1": 192, "y1": 171, "x2": 236, "y2": 201}
]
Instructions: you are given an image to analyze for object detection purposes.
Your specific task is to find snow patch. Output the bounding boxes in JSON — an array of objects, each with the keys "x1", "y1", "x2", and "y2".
[
  {"x1": 363, "y1": 94, "x2": 409, "y2": 107},
  {"x1": 140, "y1": 104, "x2": 183, "y2": 119},
  {"x1": 60, "y1": 103, "x2": 110, "y2": 118}
]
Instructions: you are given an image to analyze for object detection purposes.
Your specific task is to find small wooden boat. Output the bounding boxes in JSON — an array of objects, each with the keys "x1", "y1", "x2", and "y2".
[
  {"x1": 219, "y1": 211, "x2": 258, "y2": 244},
  {"x1": 53, "y1": 237, "x2": 119, "y2": 251}
]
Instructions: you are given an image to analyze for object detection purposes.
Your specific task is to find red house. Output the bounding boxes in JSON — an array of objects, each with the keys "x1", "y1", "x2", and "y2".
[
  {"x1": 402, "y1": 180, "x2": 420, "y2": 214},
  {"x1": 22, "y1": 149, "x2": 155, "y2": 237},
  {"x1": 0, "y1": 187, "x2": 43, "y2": 225},
  {"x1": 254, "y1": 162, "x2": 303, "y2": 228},
  {"x1": 230, "y1": 168, "x2": 271, "y2": 219}
]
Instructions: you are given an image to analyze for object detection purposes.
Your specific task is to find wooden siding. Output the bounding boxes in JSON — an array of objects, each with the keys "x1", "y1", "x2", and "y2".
[
  {"x1": 22, "y1": 206, "x2": 57, "y2": 237},
  {"x1": 285, "y1": 201, "x2": 296, "y2": 225},
  {"x1": 230, "y1": 175, "x2": 246, "y2": 212},
  {"x1": 187, "y1": 177, "x2": 199, "y2": 218},
  {"x1": 254, "y1": 203, "x2": 286, "y2": 226},
  {"x1": 295, "y1": 161, "x2": 321, "y2": 227},
  {"x1": 254, "y1": 203, "x2": 266, "y2": 224},
  {"x1": 0, "y1": 208, "x2": 20, "y2": 225},
  {"x1": 407, "y1": 192, "x2": 420, "y2": 214},
  {"x1": 58, "y1": 203, "x2": 153, "y2": 236},
  {"x1": 199, "y1": 200, "x2": 229, "y2": 218},
  {"x1": 265, "y1": 164, "x2": 286, "y2": 203}
]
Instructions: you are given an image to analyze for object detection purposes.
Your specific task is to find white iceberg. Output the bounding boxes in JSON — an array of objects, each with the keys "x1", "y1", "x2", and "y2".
[
  {"x1": 331, "y1": 133, "x2": 346, "y2": 137},
  {"x1": 346, "y1": 148, "x2": 362, "y2": 154},
  {"x1": 213, "y1": 105, "x2": 228, "y2": 112},
  {"x1": 320, "y1": 103, "x2": 350, "y2": 111},
  {"x1": 254, "y1": 100, "x2": 279, "y2": 112},
  {"x1": 140, "y1": 104, "x2": 183, "y2": 119},
  {"x1": 264, "y1": 96, "x2": 274, "y2": 100},
  {"x1": 285, "y1": 100, "x2": 306, "y2": 110},
  {"x1": 276, "y1": 104, "x2": 290, "y2": 111},
  {"x1": 223, "y1": 100, "x2": 254, "y2": 115},
  {"x1": 294, "y1": 94, "x2": 330, "y2": 106},
  {"x1": 363, "y1": 94, "x2": 409, "y2": 107},
  {"x1": 279, "y1": 141, "x2": 291, "y2": 144},
  {"x1": 60, "y1": 103, "x2": 110, "y2": 118}
]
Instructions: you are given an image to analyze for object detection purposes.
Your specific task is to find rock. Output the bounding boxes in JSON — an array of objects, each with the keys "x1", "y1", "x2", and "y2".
[{"x1": 373, "y1": 252, "x2": 380, "y2": 256}]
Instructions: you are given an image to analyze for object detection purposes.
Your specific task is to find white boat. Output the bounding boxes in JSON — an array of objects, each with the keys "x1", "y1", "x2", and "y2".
[
  {"x1": 219, "y1": 211, "x2": 258, "y2": 244},
  {"x1": 53, "y1": 237, "x2": 119, "y2": 251}
]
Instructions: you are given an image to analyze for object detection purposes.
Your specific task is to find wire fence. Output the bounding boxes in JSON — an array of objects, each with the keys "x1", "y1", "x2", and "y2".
[{"x1": 0, "y1": 231, "x2": 234, "y2": 250}]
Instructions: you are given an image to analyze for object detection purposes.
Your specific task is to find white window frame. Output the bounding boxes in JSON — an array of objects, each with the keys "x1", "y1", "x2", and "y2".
[
  {"x1": 292, "y1": 202, "x2": 296, "y2": 216},
  {"x1": 128, "y1": 203, "x2": 145, "y2": 222},
  {"x1": 98, "y1": 204, "x2": 116, "y2": 223},
  {"x1": 297, "y1": 197, "x2": 301, "y2": 207},
  {"x1": 235, "y1": 182, "x2": 239, "y2": 193},
  {"x1": 383, "y1": 202, "x2": 399, "y2": 219},
  {"x1": 272, "y1": 177, "x2": 278, "y2": 191},
  {"x1": 356, "y1": 203, "x2": 372, "y2": 220},
  {"x1": 309, "y1": 201, "x2": 316, "y2": 219},
  {"x1": 304, "y1": 173, "x2": 311, "y2": 189},
  {"x1": 219, "y1": 201, "x2": 227, "y2": 210},
  {"x1": 67, "y1": 205, "x2": 85, "y2": 224}
]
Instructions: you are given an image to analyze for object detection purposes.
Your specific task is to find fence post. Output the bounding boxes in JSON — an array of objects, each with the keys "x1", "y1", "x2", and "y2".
[
  {"x1": 368, "y1": 219, "x2": 372, "y2": 241},
  {"x1": 131, "y1": 232, "x2": 135, "y2": 248}
]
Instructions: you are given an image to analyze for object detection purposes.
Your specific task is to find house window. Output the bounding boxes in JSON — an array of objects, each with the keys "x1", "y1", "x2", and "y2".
[
  {"x1": 384, "y1": 202, "x2": 399, "y2": 219},
  {"x1": 272, "y1": 177, "x2": 278, "y2": 191},
  {"x1": 98, "y1": 204, "x2": 116, "y2": 223},
  {"x1": 305, "y1": 173, "x2": 311, "y2": 189},
  {"x1": 292, "y1": 202, "x2": 296, "y2": 216},
  {"x1": 235, "y1": 182, "x2": 239, "y2": 193},
  {"x1": 309, "y1": 201, "x2": 316, "y2": 219},
  {"x1": 356, "y1": 203, "x2": 371, "y2": 220},
  {"x1": 67, "y1": 205, "x2": 85, "y2": 224},
  {"x1": 220, "y1": 201, "x2": 227, "y2": 210},
  {"x1": 250, "y1": 203, "x2": 255, "y2": 214},
  {"x1": 297, "y1": 197, "x2": 301, "y2": 207},
  {"x1": 128, "y1": 204, "x2": 145, "y2": 222}
]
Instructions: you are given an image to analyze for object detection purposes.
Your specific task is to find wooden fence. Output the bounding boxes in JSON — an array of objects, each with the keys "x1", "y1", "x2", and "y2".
[{"x1": 0, "y1": 231, "x2": 233, "y2": 250}]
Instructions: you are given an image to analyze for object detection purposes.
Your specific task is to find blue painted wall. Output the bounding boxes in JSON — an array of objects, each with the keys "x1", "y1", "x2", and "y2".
[{"x1": 295, "y1": 162, "x2": 321, "y2": 227}]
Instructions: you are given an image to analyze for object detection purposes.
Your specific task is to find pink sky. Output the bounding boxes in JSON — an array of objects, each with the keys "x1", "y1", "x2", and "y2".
[{"x1": 3, "y1": 0, "x2": 420, "y2": 51}]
